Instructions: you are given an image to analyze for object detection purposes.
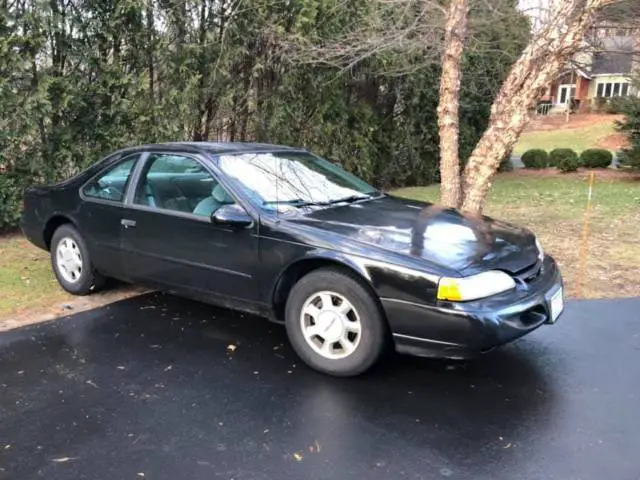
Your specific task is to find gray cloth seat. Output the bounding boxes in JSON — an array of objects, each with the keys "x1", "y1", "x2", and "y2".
[{"x1": 192, "y1": 184, "x2": 234, "y2": 217}]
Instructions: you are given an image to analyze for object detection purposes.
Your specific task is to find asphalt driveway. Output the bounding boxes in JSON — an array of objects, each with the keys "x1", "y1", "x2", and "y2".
[{"x1": 1, "y1": 293, "x2": 639, "y2": 480}]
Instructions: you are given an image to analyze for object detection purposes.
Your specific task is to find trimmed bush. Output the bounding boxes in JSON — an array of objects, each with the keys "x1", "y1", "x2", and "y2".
[
  {"x1": 498, "y1": 158, "x2": 513, "y2": 172},
  {"x1": 549, "y1": 148, "x2": 578, "y2": 166},
  {"x1": 549, "y1": 148, "x2": 580, "y2": 173},
  {"x1": 498, "y1": 150, "x2": 513, "y2": 172},
  {"x1": 580, "y1": 148, "x2": 613, "y2": 168},
  {"x1": 521, "y1": 149, "x2": 548, "y2": 169}
]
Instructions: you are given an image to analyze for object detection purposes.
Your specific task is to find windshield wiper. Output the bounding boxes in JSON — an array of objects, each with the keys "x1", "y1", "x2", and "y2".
[
  {"x1": 263, "y1": 199, "x2": 320, "y2": 207},
  {"x1": 264, "y1": 194, "x2": 374, "y2": 208},
  {"x1": 325, "y1": 194, "x2": 372, "y2": 205}
]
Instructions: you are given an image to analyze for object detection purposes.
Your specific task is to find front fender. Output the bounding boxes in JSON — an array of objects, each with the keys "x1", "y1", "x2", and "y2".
[{"x1": 271, "y1": 248, "x2": 440, "y2": 312}]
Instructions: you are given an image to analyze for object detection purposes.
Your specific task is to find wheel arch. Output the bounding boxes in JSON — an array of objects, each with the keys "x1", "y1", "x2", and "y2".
[
  {"x1": 43, "y1": 215, "x2": 77, "y2": 250},
  {"x1": 271, "y1": 252, "x2": 380, "y2": 322}
]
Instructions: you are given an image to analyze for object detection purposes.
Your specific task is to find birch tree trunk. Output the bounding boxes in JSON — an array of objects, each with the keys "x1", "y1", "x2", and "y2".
[
  {"x1": 437, "y1": 0, "x2": 468, "y2": 209},
  {"x1": 460, "y1": 0, "x2": 618, "y2": 214}
]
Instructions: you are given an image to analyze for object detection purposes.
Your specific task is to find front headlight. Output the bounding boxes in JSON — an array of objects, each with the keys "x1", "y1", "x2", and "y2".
[
  {"x1": 437, "y1": 271, "x2": 516, "y2": 301},
  {"x1": 535, "y1": 237, "x2": 544, "y2": 262}
]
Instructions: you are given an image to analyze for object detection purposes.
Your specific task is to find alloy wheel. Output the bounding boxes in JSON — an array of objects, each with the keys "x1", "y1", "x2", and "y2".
[
  {"x1": 299, "y1": 291, "x2": 362, "y2": 360},
  {"x1": 56, "y1": 237, "x2": 83, "y2": 283}
]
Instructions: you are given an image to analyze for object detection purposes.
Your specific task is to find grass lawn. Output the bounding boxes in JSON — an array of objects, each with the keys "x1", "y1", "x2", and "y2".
[
  {"x1": 513, "y1": 119, "x2": 616, "y2": 155},
  {"x1": 0, "y1": 234, "x2": 143, "y2": 330},
  {"x1": 395, "y1": 171, "x2": 640, "y2": 299},
  {"x1": 0, "y1": 235, "x2": 66, "y2": 315}
]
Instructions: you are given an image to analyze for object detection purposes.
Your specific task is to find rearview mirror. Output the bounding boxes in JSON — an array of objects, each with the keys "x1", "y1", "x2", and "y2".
[{"x1": 211, "y1": 204, "x2": 253, "y2": 228}]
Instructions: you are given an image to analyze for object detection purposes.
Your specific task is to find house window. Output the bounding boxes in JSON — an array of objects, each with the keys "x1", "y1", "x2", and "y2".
[
  {"x1": 596, "y1": 82, "x2": 631, "y2": 98},
  {"x1": 621, "y1": 83, "x2": 629, "y2": 96}
]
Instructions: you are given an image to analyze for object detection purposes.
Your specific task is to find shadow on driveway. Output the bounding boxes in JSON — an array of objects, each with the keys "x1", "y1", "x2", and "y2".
[{"x1": 1, "y1": 293, "x2": 639, "y2": 480}]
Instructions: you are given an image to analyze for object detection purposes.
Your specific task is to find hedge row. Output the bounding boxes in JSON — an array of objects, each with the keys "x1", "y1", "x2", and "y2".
[
  {"x1": 0, "y1": 173, "x2": 34, "y2": 231},
  {"x1": 520, "y1": 148, "x2": 613, "y2": 172}
]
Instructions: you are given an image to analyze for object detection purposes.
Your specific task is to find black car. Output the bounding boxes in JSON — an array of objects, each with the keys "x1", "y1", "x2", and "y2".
[{"x1": 21, "y1": 142, "x2": 564, "y2": 376}]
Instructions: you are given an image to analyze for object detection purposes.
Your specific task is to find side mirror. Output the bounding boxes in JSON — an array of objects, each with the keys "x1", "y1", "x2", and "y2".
[{"x1": 211, "y1": 204, "x2": 253, "y2": 228}]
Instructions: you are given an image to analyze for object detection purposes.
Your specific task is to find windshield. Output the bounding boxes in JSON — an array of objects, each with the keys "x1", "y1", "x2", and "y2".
[{"x1": 217, "y1": 151, "x2": 379, "y2": 209}]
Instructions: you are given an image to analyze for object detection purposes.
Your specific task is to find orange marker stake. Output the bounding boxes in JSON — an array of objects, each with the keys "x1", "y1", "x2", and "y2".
[{"x1": 575, "y1": 172, "x2": 595, "y2": 298}]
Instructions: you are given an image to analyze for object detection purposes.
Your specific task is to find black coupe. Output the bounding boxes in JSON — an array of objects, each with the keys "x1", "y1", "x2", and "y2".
[{"x1": 21, "y1": 142, "x2": 564, "y2": 376}]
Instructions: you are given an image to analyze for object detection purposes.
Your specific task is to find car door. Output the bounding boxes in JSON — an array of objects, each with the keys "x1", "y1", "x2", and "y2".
[
  {"x1": 77, "y1": 153, "x2": 142, "y2": 278},
  {"x1": 120, "y1": 151, "x2": 260, "y2": 302}
]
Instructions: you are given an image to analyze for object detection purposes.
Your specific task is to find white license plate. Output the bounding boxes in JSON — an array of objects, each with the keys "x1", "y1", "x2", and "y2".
[{"x1": 549, "y1": 287, "x2": 564, "y2": 323}]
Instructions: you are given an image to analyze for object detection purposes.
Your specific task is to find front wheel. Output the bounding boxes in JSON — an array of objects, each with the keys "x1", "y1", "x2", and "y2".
[
  {"x1": 50, "y1": 224, "x2": 104, "y2": 295},
  {"x1": 285, "y1": 268, "x2": 387, "y2": 377}
]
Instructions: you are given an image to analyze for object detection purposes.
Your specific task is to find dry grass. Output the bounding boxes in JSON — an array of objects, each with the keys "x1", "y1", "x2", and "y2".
[{"x1": 394, "y1": 172, "x2": 640, "y2": 299}]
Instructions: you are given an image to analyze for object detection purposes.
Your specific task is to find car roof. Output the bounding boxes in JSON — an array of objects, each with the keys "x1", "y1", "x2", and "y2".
[{"x1": 117, "y1": 141, "x2": 304, "y2": 157}]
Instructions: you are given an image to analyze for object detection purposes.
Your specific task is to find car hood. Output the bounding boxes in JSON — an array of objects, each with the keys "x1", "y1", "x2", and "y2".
[{"x1": 287, "y1": 195, "x2": 539, "y2": 276}]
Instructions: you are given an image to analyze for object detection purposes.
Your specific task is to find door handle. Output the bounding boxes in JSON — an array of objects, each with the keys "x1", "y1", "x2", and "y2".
[{"x1": 121, "y1": 219, "x2": 136, "y2": 228}]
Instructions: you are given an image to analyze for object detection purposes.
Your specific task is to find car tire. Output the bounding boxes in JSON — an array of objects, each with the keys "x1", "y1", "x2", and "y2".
[
  {"x1": 285, "y1": 267, "x2": 387, "y2": 377},
  {"x1": 50, "y1": 224, "x2": 104, "y2": 295}
]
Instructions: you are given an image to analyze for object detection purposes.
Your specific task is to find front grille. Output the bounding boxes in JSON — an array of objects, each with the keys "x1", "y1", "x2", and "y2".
[{"x1": 513, "y1": 261, "x2": 542, "y2": 284}]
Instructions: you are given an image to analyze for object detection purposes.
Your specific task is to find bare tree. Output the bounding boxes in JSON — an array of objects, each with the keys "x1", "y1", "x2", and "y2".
[
  {"x1": 287, "y1": 0, "x2": 625, "y2": 214},
  {"x1": 460, "y1": 0, "x2": 620, "y2": 213},
  {"x1": 437, "y1": 0, "x2": 468, "y2": 208}
]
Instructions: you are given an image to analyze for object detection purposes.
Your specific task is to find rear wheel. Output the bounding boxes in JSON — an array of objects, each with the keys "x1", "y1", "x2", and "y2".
[
  {"x1": 51, "y1": 224, "x2": 104, "y2": 295},
  {"x1": 285, "y1": 268, "x2": 387, "y2": 377}
]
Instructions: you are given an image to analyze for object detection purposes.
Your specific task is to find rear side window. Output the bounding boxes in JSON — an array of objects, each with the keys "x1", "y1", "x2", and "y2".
[{"x1": 82, "y1": 155, "x2": 138, "y2": 202}]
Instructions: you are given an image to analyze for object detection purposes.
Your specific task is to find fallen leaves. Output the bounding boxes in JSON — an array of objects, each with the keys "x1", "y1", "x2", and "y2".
[{"x1": 290, "y1": 440, "x2": 322, "y2": 462}]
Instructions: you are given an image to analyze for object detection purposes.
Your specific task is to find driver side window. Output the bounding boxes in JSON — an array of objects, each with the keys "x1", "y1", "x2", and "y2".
[
  {"x1": 82, "y1": 155, "x2": 139, "y2": 202},
  {"x1": 134, "y1": 153, "x2": 235, "y2": 217}
]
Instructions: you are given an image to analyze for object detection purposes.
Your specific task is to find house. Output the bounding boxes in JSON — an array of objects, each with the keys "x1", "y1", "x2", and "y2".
[{"x1": 540, "y1": 24, "x2": 639, "y2": 113}]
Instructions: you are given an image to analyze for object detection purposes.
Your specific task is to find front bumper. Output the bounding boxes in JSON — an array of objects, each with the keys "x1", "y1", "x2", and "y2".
[{"x1": 383, "y1": 256, "x2": 563, "y2": 359}]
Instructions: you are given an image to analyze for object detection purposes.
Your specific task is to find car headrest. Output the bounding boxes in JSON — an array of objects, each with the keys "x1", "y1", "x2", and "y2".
[{"x1": 212, "y1": 184, "x2": 233, "y2": 204}]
